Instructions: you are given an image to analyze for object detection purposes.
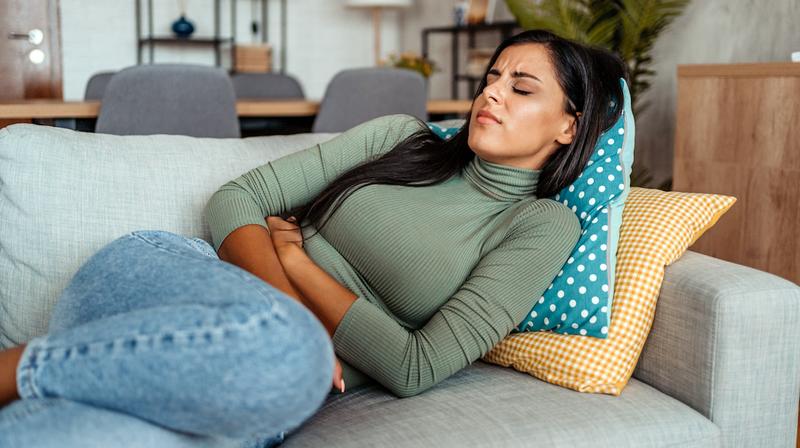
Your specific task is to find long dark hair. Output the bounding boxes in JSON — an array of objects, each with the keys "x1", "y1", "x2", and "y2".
[{"x1": 286, "y1": 29, "x2": 628, "y2": 240}]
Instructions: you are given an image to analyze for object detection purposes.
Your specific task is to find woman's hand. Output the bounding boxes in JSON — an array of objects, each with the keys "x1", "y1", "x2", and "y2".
[
  {"x1": 333, "y1": 357, "x2": 345, "y2": 393},
  {"x1": 265, "y1": 216, "x2": 345, "y2": 393},
  {"x1": 265, "y1": 216, "x2": 304, "y2": 260}
]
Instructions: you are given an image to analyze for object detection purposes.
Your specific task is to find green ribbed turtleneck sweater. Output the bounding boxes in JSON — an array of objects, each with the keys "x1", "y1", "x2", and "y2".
[{"x1": 205, "y1": 114, "x2": 581, "y2": 397}]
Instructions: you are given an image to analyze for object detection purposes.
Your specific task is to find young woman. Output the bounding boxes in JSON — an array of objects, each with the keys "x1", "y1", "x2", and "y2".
[{"x1": 0, "y1": 29, "x2": 628, "y2": 447}]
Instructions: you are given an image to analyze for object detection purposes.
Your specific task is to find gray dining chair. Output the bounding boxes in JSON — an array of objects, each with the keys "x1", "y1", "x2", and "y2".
[
  {"x1": 230, "y1": 72, "x2": 305, "y2": 99},
  {"x1": 95, "y1": 64, "x2": 240, "y2": 138},
  {"x1": 312, "y1": 67, "x2": 427, "y2": 133},
  {"x1": 84, "y1": 71, "x2": 116, "y2": 100}
]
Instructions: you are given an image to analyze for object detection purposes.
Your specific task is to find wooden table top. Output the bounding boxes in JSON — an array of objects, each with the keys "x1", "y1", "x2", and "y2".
[{"x1": 0, "y1": 99, "x2": 473, "y2": 119}]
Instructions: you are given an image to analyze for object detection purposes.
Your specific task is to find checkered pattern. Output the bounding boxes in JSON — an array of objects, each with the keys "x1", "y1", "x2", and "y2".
[{"x1": 482, "y1": 187, "x2": 737, "y2": 395}]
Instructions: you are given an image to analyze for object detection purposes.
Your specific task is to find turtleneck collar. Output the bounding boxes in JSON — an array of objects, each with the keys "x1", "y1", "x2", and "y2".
[{"x1": 462, "y1": 155, "x2": 541, "y2": 201}]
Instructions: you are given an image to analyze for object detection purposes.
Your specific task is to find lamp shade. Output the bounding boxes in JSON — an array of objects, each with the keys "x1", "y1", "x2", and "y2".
[{"x1": 346, "y1": 0, "x2": 412, "y2": 8}]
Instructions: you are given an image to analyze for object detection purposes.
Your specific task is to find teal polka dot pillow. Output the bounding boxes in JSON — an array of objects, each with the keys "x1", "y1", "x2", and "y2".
[
  {"x1": 427, "y1": 78, "x2": 635, "y2": 339},
  {"x1": 427, "y1": 121, "x2": 462, "y2": 140},
  {"x1": 517, "y1": 78, "x2": 635, "y2": 338}
]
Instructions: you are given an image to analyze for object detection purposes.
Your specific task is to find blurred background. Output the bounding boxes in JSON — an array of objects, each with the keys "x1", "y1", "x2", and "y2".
[{"x1": 1, "y1": 0, "x2": 798, "y2": 190}]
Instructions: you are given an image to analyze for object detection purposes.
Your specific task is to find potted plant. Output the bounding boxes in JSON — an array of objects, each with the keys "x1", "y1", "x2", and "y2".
[{"x1": 381, "y1": 52, "x2": 439, "y2": 79}]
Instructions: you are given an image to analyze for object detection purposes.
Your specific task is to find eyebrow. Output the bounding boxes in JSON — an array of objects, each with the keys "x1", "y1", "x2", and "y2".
[{"x1": 487, "y1": 68, "x2": 543, "y2": 83}]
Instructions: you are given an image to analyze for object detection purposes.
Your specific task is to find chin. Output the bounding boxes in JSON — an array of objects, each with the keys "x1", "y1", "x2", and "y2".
[{"x1": 468, "y1": 134, "x2": 498, "y2": 157}]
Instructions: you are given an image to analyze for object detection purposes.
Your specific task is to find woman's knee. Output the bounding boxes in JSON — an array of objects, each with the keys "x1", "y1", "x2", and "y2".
[
  {"x1": 157, "y1": 298, "x2": 334, "y2": 438},
  {"x1": 226, "y1": 299, "x2": 334, "y2": 437},
  {"x1": 40, "y1": 299, "x2": 334, "y2": 440},
  {"x1": 48, "y1": 232, "x2": 219, "y2": 332}
]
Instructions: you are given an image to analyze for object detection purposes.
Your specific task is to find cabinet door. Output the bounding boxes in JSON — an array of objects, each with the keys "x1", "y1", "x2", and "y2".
[
  {"x1": 0, "y1": 0, "x2": 63, "y2": 127},
  {"x1": 672, "y1": 63, "x2": 800, "y2": 285}
]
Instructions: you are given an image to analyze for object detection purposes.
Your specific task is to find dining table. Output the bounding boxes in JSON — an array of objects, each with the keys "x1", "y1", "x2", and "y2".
[{"x1": 0, "y1": 99, "x2": 472, "y2": 123}]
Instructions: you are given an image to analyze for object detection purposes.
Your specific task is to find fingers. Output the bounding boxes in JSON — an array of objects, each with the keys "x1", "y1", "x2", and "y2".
[
  {"x1": 266, "y1": 216, "x2": 304, "y2": 248},
  {"x1": 266, "y1": 216, "x2": 299, "y2": 231},
  {"x1": 332, "y1": 358, "x2": 345, "y2": 393}
]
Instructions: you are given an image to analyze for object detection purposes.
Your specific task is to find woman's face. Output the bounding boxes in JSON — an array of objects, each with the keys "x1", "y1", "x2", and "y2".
[{"x1": 468, "y1": 43, "x2": 578, "y2": 170}]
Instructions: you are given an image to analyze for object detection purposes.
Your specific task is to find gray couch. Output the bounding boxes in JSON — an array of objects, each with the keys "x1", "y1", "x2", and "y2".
[
  {"x1": 0, "y1": 123, "x2": 798, "y2": 447},
  {"x1": 283, "y1": 250, "x2": 800, "y2": 447}
]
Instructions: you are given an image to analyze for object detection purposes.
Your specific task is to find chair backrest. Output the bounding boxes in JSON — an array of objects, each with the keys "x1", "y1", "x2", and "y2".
[
  {"x1": 230, "y1": 73, "x2": 305, "y2": 99},
  {"x1": 312, "y1": 67, "x2": 427, "y2": 133},
  {"x1": 84, "y1": 71, "x2": 116, "y2": 100},
  {"x1": 95, "y1": 64, "x2": 240, "y2": 138}
]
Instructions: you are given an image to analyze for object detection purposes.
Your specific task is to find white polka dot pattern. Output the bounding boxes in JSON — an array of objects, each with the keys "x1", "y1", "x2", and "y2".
[
  {"x1": 483, "y1": 187, "x2": 737, "y2": 395},
  {"x1": 516, "y1": 78, "x2": 634, "y2": 338},
  {"x1": 427, "y1": 122, "x2": 458, "y2": 141}
]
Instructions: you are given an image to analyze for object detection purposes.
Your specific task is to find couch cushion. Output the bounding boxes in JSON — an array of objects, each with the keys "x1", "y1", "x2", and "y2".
[
  {"x1": 283, "y1": 361, "x2": 721, "y2": 448},
  {"x1": 0, "y1": 124, "x2": 337, "y2": 348}
]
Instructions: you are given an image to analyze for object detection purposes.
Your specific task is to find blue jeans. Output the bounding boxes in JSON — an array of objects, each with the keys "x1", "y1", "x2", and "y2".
[{"x1": 0, "y1": 230, "x2": 335, "y2": 448}]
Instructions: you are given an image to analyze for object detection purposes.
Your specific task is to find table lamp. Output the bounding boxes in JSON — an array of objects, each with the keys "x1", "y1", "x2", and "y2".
[{"x1": 346, "y1": 0, "x2": 413, "y2": 65}]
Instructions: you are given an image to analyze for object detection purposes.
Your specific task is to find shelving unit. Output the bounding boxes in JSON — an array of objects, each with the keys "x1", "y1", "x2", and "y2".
[
  {"x1": 421, "y1": 20, "x2": 519, "y2": 100},
  {"x1": 135, "y1": 0, "x2": 287, "y2": 74}
]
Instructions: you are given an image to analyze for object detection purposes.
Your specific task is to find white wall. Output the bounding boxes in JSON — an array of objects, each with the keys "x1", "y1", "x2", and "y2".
[{"x1": 59, "y1": 0, "x2": 404, "y2": 100}]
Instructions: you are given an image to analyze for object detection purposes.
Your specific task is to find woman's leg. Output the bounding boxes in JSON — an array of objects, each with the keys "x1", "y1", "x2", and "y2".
[
  {"x1": 0, "y1": 397, "x2": 248, "y2": 448},
  {"x1": 4, "y1": 231, "x2": 334, "y2": 442},
  {"x1": 0, "y1": 235, "x2": 218, "y2": 406},
  {"x1": 47, "y1": 231, "x2": 253, "y2": 332}
]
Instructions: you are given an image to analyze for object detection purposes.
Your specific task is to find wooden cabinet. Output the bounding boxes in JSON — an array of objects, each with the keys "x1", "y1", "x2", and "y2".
[{"x1": 672, "y1": 63, "x2": 800, "y2": 286}]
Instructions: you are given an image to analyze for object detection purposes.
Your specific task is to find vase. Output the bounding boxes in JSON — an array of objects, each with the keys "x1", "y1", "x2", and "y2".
[{"x1": 171, "y1": 15, "x2": 195, "y2": 38}]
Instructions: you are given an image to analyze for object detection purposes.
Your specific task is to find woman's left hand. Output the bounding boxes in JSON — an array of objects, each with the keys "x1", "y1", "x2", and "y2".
[{"x1": 266, "y1": 215, "x2": 304, "y2": 259}]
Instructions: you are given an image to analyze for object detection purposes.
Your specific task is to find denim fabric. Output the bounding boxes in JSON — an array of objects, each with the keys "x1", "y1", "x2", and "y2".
[{"x1": 0, "y1": 230, "x2": 334, "y2": 448}]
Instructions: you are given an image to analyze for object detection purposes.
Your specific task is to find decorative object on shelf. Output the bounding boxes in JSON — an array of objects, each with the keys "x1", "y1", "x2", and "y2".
[
  {"x1": 235, "y1": 44, "x2": 272, "y2": 73},
  {"x1": 382, "y1": 52, "x2": 437, "y2": 78},
  {"x1": 484, "y1": 0, "x2": 498, "y2": 23},
  {"x1": 454, "y1": 1, "x2": 469, "y2": 26},
  {"x1": 171, "y1": 0, "x2": 195, "y2": 38},
  {"x1": 346, "y1": 0, "x2": 413, "y2": 65},
  {"x1": 171, "y1": 16, "x2": 195, "y2": 38},
  {"x1": 504, "y1": 0, "x2": 689, "y2": 190},
  {"x1": 467, "y1": 0, "x2": 498, "y2": 25}
]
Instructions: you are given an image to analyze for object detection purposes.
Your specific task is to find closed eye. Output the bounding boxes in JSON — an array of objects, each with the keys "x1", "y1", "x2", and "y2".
[{"x1": 513, "y1": 87, "x2": 531, "y2": 95}]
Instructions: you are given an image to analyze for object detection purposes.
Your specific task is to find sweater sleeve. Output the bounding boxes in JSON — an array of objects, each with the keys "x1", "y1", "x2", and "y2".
[
  {"x1": 331, "y1": 199, "x2": 581, "y2": 397},
  {"x1": 204, "y1": 114, "x2": 427, "y2": 252}
]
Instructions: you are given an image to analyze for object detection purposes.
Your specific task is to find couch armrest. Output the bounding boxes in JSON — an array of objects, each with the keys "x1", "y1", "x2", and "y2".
[{"x1": 633, "y1": 250, "x2": 800, "y2": 448}]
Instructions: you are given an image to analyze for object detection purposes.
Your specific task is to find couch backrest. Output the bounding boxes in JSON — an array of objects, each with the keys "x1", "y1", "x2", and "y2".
[{"x1": 0, "y1": 124, "x2": 338, "y2": 348}]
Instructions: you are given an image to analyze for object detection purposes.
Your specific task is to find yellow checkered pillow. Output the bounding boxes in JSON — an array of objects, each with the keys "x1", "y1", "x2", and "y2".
[{"x1": 482, "y1": 187, "x2": 737, "y2": 395}]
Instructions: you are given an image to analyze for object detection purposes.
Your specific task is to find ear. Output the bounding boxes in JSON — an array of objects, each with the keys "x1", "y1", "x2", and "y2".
[{"x1": 555, "y1": 112, "x2": 581, "y2": 145}]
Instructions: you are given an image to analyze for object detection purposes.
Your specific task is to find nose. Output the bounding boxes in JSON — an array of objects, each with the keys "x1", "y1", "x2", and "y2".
[{"x1": 482, "y1": 81, "x2": 502, "y2": 104}]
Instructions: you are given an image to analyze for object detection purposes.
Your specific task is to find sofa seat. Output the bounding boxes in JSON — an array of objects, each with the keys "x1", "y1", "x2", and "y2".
[{"x1": 283, "y1": 361, "x2": 721, "y2": 447}]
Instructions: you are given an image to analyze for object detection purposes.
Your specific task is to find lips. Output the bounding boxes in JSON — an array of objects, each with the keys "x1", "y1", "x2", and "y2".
[{"x1": 476, "y1": 109, "x2": 502, "y2": 124}]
